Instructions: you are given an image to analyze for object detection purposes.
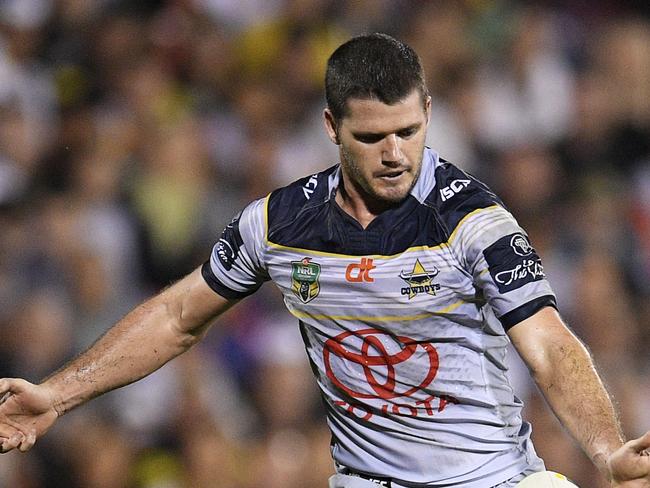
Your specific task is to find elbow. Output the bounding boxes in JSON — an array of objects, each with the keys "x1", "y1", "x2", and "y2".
[
  {"x1": 171, "y1": 312, "x2": 208, "y2": 352},
  {"x1": 164, "y1": 300, "x2": 206, "y2": 353},
  {"x1": 174, "y1": 325, "x2": 203, "y2": 351}
]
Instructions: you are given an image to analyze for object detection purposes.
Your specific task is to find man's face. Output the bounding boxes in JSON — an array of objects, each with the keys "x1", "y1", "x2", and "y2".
[{"x1": 325, "y1": 89, "x2": 430, "y2": 207}]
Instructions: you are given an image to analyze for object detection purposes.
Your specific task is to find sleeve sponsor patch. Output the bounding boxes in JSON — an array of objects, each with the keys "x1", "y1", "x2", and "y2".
[
  {"x1": 216, "y1": 213, "x2": 244, "y2": 270},
  {"x1": 482, "y1": 233, "x2": 546, "y2": 293}
]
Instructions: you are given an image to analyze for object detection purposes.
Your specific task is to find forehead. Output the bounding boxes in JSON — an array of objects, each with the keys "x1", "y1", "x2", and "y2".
[{"x1": 340, "y1": 90, "x2": 426, "y2": 132}]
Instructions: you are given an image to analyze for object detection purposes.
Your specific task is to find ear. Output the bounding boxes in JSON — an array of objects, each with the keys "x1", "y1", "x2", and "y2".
[
  {"x1": 323, "y1": 109, "x2": 340, "y2": 145},
  {"x1": 424, "y1": 96, "x2": 432, "y2": 125}
]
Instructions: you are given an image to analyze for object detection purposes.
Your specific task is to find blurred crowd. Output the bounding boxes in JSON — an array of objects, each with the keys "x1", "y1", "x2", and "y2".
[{"x1": 0, "y1": 0, "x2": 649, "y2": 487}]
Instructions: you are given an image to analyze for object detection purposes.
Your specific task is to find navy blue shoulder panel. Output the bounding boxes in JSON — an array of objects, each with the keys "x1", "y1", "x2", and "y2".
[
  {"x1": 428, "y1": 160, "x2": 507, "y2": 237},
  {"x1": 266, "y1": 165, "x2": 450, "y2": 255},
  {"x1": 267, "y1": 165, "x2": 339, "y2": 249},
  {"x1": 266, "y1": 161, "x2": 506, "y2": 255},
  {"x1": 268, "y1": 165, "x2": 338, "y2": 220}
]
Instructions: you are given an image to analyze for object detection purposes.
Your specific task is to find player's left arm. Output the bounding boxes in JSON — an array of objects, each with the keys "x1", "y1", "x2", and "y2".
[{"x1": 508, "y1": 306, "x2": 650, "y2": 486}]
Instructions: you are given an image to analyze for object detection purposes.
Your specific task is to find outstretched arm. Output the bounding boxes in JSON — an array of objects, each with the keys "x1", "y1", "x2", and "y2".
[
  {"x1": 0, "y1": 266, "x2": 234, "y2": 453},
  {"x1": 509, "y1": 306, "x2": 650, "y2": 487}
]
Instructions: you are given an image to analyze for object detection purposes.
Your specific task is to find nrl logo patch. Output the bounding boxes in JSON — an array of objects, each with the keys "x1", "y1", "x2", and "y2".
[
  {"x1": 399, "y1": 259, "x2": 441, "y2": 299},
  {"x1": 291, "y1": 257, "x2": 321, "y2": 303}
]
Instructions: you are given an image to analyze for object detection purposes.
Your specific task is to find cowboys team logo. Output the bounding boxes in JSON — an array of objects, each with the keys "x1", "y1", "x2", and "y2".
[
  {"x1": 291, "y1": 257, "x2": 321, "y2": 303},
  {"x1": 399, "y1": 259, "x2": 441, "y2": 298}
]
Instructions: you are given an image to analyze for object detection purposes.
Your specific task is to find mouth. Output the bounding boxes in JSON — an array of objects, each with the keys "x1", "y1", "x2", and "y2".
[{"x1": 377, "y1": 169, "x2": 408, "y2": 180}]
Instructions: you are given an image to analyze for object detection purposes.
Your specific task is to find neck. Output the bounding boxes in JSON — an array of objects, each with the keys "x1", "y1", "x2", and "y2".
[{"x1": 335, "y1": 174, "x2": 393, "y2": 229}]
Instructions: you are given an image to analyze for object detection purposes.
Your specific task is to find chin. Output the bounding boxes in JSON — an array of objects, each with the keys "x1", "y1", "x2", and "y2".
[
  {"x1": 375, "y1": 188, "x2": 411, "y2": 204},
  {"x1": 378, "y1": 180, "x2": 415, "y2": 203}
]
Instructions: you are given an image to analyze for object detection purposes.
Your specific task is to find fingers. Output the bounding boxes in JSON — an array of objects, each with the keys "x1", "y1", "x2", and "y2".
[
  {"x1": 0, "y1": 428, "x2": 37, "y2": 453},
  {"x1": 0, "y1": 378, "x2": 31, "y2": 397},
  {"x1": 0, "y1": 432, "x2": 24, "y2": 453},
  {"x1": 627, "y1": 432, "x2": 650, "y2": 453},
  {"x1": 0, "y1": 423, "x2": 29, "y2": 454},
  {"x1": 0, "y1": 416, "x2": 23, "y2": 444},
  {"x1": 18, "y1": 430, "x2": 37, "y2": 452}
]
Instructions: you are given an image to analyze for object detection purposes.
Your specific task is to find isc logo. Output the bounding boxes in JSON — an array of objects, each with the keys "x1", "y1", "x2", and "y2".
[
  {"x1": 345, "y1": 258, "x2": 375, "y2": 283},
  {"x1": 440, "y1": 179, "x2": 471, "y2": 202}
]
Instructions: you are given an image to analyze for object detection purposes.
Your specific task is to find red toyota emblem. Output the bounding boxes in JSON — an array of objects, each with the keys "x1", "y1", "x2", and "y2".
[{"x1": 323, "y1": 328, "x2": 439, "y2": 400}]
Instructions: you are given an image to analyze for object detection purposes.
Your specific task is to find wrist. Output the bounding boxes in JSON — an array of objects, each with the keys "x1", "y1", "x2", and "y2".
[
  {"x1": 594, "y1": 451, "x2": 613, "y2": 480},
  {"x1": 593, "y1": 439, "x2": 626, "y2": 481},
  {"x1": 39, "y1": 380, "x2": 67, "y2": 418}
]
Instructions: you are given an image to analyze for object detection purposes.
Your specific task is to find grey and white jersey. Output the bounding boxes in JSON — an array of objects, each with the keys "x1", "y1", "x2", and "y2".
[{"x1": 202, "y1": 148, "x2": 555, "y2": 487}]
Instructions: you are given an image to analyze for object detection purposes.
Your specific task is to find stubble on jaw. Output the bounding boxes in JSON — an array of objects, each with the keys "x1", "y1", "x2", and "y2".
[{"x1": 339, "y1": 144, "x2": 423, "y2": 206}]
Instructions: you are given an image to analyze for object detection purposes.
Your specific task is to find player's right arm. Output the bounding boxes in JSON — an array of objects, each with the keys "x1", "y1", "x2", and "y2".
[{"x1": 0, "y1": 266, "x2": 236, "y2": 453}]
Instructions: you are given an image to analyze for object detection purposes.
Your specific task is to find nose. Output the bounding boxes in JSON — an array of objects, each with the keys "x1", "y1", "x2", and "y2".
[{"x1": 382, "y1": 134, "x2": 402, "y2": 163}]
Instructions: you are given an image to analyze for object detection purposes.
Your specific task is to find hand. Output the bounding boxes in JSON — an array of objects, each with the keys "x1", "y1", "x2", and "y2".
[
  {"x1": 608, "y1": 432, "x2": 650, "y2": 487},
  {"x1": 0, "y1": 378, "x2": 60, "y2": 453}
]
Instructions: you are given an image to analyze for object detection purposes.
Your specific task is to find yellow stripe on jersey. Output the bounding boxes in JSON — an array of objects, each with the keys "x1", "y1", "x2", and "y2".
[
  {"x1": 267, "y1": 241, "x2": 439, "y2": 259},
  {"x1": 263, "y1": 193, "x2": 271, "y2": 234},
  {"x1": 446, "y1": 204, "x2": 503, "y2": 245}
]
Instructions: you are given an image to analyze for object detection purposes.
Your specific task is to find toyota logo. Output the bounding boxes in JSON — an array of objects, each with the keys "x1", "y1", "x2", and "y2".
[{"x1": 323, "y1": 328, "x2": 439, "y2": 400}]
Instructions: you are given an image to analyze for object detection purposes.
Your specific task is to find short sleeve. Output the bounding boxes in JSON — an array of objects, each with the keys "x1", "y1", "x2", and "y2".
[
  {"x1": 201, "y1": 197, "x2": 269, "y2": 299},
  {"x1": 449, "y1": 204, "x2": 557, "y2": 330}
]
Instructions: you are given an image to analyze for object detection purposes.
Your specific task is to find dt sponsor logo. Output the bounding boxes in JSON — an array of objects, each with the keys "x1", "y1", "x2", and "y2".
[{"x1": 345, "y1": 257, "x2": 375, "y2": 283}]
